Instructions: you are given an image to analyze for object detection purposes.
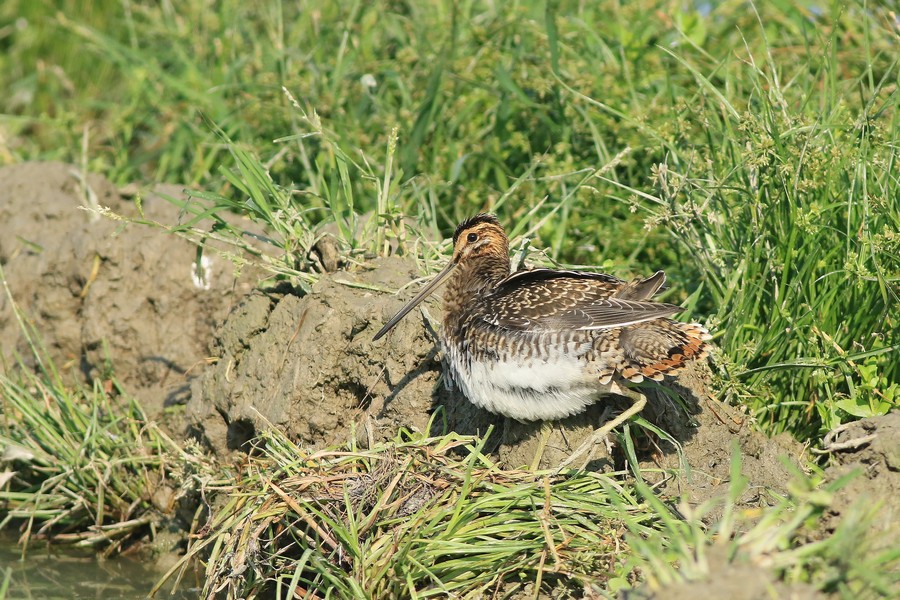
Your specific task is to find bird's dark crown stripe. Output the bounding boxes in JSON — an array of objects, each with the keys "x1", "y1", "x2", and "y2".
[{"x1": 452, "y1": 213, "x2": 501, "y2": 245}]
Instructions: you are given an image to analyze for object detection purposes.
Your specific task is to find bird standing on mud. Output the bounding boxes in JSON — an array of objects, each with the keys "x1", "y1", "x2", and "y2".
[{"x1": 373, "y1": 214, "x2": 710, "y2": 462}]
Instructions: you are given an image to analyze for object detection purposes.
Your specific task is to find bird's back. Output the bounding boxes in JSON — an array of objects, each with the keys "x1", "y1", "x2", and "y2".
[{"x1": 441, "y1": 269, "x2": 711, "y2": 420}]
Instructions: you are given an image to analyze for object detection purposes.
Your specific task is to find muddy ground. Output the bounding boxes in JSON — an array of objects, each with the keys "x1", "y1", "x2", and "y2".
[{"x1": 1, "y1": 162, "x2": 897, "y2": 597}]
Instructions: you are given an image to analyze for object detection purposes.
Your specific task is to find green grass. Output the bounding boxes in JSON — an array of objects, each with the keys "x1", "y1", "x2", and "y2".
[
  {"x1": 145, "y1": 422, "x2": 897, "y2": 599},
  {"x1": 0, "y1": 375, "x2": 194, "y2": 552},
  {"x1": 625, "y1": 453, "x2": 900, "y2": 598},
  {"x1": 155, "y1": 426, "x2": 644, "y2": 598}
]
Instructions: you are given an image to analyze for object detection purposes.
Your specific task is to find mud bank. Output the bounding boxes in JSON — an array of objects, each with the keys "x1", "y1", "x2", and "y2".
[{"x1": 0, "y1": 162, "x2": 812, "y2": 508}]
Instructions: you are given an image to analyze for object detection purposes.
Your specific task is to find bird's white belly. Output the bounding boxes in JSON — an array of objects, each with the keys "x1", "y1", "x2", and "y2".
[{"x1": 446, "y1": 348, "x2": 605, "y2": 421}]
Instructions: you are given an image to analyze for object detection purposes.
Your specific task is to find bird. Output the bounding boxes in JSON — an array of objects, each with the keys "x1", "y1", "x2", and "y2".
[{"x1": 373, "y1": 213, "x2": 711, "y2": 466}]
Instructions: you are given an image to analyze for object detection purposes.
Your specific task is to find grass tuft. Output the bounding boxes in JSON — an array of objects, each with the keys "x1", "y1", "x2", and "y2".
[
  {"x1": 623, "y1": 453, "x2": 900, "y2": 599},
  {"x1": 151, "y1": 427, "x2": 900, "y2": 600},
  {"x1": 157, "y1": 427, "x2": 657, "y2": 598}
]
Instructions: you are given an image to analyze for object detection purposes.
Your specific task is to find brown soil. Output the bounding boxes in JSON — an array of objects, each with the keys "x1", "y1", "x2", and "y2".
[
  {"x1": 1, "y1": 162, "x2": 893, "y2": 598},
  {"x1": 0, "y1": 162, "x2": 259, "y2": 423},
  {"x1": 813, "y1": 413, "x2": 900, "y2": 553},
  {"x1": 184, "y1": 256, "x2": 442, "y2": 454},
  {"x1": 620, "y1": 545, "x2": 826, "y2": 600}
]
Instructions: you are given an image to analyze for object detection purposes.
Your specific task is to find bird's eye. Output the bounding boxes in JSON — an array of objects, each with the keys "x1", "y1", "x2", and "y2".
[{"x1": 467, "y1": 232, "x2": 478, "y2": 243}]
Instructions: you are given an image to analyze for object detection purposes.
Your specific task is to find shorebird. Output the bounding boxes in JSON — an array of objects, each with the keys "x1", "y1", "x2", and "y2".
[{"x1": 373, "y1": 214, "x2": 711, "y2": 466}]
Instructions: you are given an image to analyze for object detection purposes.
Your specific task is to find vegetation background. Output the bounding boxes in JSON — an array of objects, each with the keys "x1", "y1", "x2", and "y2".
[
  {"x1": 0, "y1": 0, "x2": 898, "y2": 597},
  {"x1": 2, "y1": 0, "x2": 895, "y2": 440}
]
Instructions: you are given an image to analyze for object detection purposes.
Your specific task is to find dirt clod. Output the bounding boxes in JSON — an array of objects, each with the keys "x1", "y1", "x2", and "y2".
[
  {"x1": 185, "y1": 256, "x2": 442, "y2": 456},
  {"x1": 0, "y1": 162, "x2": 257, "y2": 422},
  {"x1": 621, "y1": 545, "x2": 826, "y2": 600},
  {"x1": 815, "y1": 412, "x2": 900, "y2": 553}
]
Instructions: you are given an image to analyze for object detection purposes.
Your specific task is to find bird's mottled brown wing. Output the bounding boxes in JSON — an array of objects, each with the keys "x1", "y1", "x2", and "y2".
[
  {"x1": 479, "y1": 269, "x2": 683, "y2": 332},
  {"x1": 613, "y1": 270, "x2": 667, "y2": 301}
]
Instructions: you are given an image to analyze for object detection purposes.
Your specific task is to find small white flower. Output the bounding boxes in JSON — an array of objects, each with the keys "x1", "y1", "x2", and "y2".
[{"x1": 360, "y1": 73, "x2": 377, "y2": 90}]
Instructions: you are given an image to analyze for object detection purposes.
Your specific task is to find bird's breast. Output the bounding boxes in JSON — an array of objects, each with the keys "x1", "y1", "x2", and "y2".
[{"x1": 442, "y1": 334, "x2": 607, "y2": 421}]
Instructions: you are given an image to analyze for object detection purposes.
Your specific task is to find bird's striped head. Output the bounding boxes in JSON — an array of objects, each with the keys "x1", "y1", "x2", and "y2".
[{"x1": 450, "y1": 213, "x2": 509, "y2": 265}]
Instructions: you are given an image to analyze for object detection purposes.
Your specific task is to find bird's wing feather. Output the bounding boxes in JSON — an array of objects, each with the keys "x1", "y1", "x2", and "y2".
[{"x1": 480, "y1": 269, "x2": 682, "y2": 331}]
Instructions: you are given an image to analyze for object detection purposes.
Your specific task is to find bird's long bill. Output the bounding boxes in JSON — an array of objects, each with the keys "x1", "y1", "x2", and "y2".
[{"x1": 372, "y1": 260, "x2": 458, "y2": 340}]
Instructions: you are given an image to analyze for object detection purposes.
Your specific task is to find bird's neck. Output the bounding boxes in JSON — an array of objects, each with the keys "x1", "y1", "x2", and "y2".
[{"x1": 444, "y1": 254, "x2": 510, "y2": 316}]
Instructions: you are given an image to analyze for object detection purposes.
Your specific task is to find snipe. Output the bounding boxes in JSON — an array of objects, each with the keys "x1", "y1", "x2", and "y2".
[{"x1": 373, "y1": 214, "x2": 711, "y2": 464}]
